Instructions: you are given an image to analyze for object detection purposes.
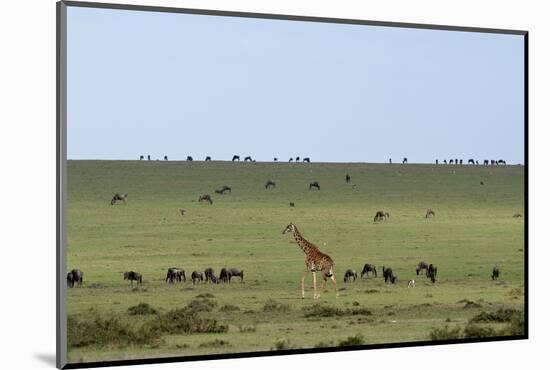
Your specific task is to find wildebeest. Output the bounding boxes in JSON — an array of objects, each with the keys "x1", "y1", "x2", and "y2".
[
  {"x1": 361, "y1": 264, "x2": 377, "y2": 278},
  {"x1": 67, "y1": 269, "x2": 83, "y2": 288},
  {"x1": 191, "y1": 271, "x2": 204, "y2": 284},
  {"x1": 296, "y1": 157, "x2": 300, "y2": 162},
  {"x1": 484, "y1": 159, "x2": 489, "y2": 165},
  {"x1": 214, "y1": 189, "x2": 224, "y2": 195},
  {"x1": 416, "y1": 261, "x2": 429, "y2": 276},
  {"x1": 436, "y1": 159, "x2": 438, "y2": 165},
  {"x1": 164, "y1": 155, "x2": 168, "y2": 160},
  {"x1": 303, "y1": 157, "x2": 310, "y2": 163},
  {"x1": 345, "y1": 174, "x2": 351, "y2": 183},
  {"x1": 343, "y1": 269, "x2": 358, "y2": 283},
  {"x1": 289, "y1": 158, "x2": 293, "y2": 162},
  {"x1": 443, "y1": 159, "x2": 447, "y2": 165},
  {"x1": 124, "y1": 271, "x2": 143, "y2": 286},
  {"x1": 232, "y1": 155, "x2": 240, "y2": 161},
  {"x1": 498, "y1": 159, "x2": 506, "y2": 165},
  {"x1": 407, "y1": 279, "x2": 416, "y2": 288},
  {"x1": 491, "y1": 266, "x2": 500, "y2": 280},
  {"x1": 166, "y1": 268, "x2": 185, "y2": 283},
  {"x1": 425, "y1": 209, "x2": 435, "y2": 218},
  {"x1": 220, "y1": 267, "x2": 244, "y2": 283},
  {"x1": 476, "y1": 160, "x2": 479, "y2": 165},
  {"x1": 244, "y1": 156, "x2": 252, "y2": 162},
  {"x1": 221, "y1": 185, "x2": 231, "y2": 194},
  {"x1": 480, "y1": 181, "x2": 484, "y2": 185},
  {"x1": 187, "y1": 156, "x2": 193, "y2": 161},
  {"x1": 265, "y1": 180, "x2": 276, "y2": 189},
  {"x1": 205, "y1": 156, "x2": 211, "y2": 161},
  {"x1": 389, "y1": 158, "x2": 392, "y2": 165},
  {"x1": 402, "y1": 157, "x2": 408, "y2": 164},
  {"x1": 289, "y1": 202, "x2": 295, "y2": 207},
  {"x1": 382, "y1": 266, "x2": 397, "y2": 284},
  {"x1": 491, "y1": 160, "x2": 496, "y2": 165},
  {"x1": 110, "y1": 193, "x2": 128, "y2": 205},
  {"x1": 513, "y1": 213, "x2": 522, "y2": 218},
  {"x1": 427, "y1": 264, "x2": 437, "y2": 283},
  {"x1": 309, "y1": 181, "x2": 320, "y2": 190},
  {"x1": 374, "y1": 210, "x2": 389, "y2": 222},
  {"x1": 198, "y1": 194, "x2": 213, "y2": 204},
  {"x1": 459, "y1": 159, "x2": 463, "y2": 165},
  {"x1": 204, "y1": 267, "x2": 216, "y2": 283},
  {"x1": 147, "y1": 155, "x2": 151, "y2": 161},
  {"x1": 274, "y1": 157, "x2": 278, "y2": 161},
  {"x1": 179, "y1": 209, "x2": 186, "y2": 216},
  {"x1": 140, "y1": 155, "x2": 144, "y2": 160},
  {"x1": 449, "y1": 159, "x2": 454, "y2": 165},
  {"x1": 468, "y1": 159, "x2": 475, "y2": 165}
]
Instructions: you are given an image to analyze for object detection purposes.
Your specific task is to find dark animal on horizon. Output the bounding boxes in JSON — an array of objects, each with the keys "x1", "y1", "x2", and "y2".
[
  {"x1": 67, "y1": 269, "x2": 83, "y2": 288},
  {"x1": 303, "y1": 157, "x2": 310, "y2": 163},
  {"x1": 219, "y1": 268, "x2": 231, "y2": 283},
  {"x1": 309, "y1": 181, "x2": 320, "y2": 190},
  {"x1": 244, "y1": 156, "x2": 252, "y2": 162},
  {"x1": 498, "y1": 159, "x2": 506, "y2": 165},
  {"x1": 289, "y1": 202, "x2": 295, "y2": 207},
  {"x1": 205, "y1": 156, "x2": 211, "y2": 161},
  {"x1": 436, "y1": 159, "x2": 438, "y2": 165},
  {"x1": 416, "y1": 261, "x2": 429, "y2": 276},
  {"x1": 289, "y1": 158, "x2": 293, "y2": 162},
  {"x1": 232, "y1": 155, "x2": 240, "y2": 162},
  {"x1": 274, "y1": 157, "x2": 278, "y2": 161},
  {"x1": 166, "y1": 268, "x2": 185, "y2": 283},
  {"x1": 476, "y1": 160, "x2": 479, "y2": 165},
  {"x1": 484, "y1": 160, "x2": 489, "y2": 165},
  {"x1": 480, "y1": 181, "x2": 484, "y2": 185},
  {"x1": 402, "y1": 157, "x2": 408, "y2": 164},
  {"x1": 468, "y1": 159, "x2": 475, "y2": 165},
  {"x1": 382, "y1": 266, "x2": 397, "y2": 284},
  {"x1": 345, "y1": 174, "x2": 351, "y2": 183},
  {"x1": 361, "y1": 264, "x2": 377, "y2": 278},
  {"x1": 449, "y1": 159, "x2": 454, "y2": 165},
  {"x1": 425, "y1": 209, "x2": 435, "y2": 218},
  {"x1": 191, "y1": 271, "x2": 204, "y2": 284},
  {"x1": 140, "y1": 155, "x2": 144, "y2": 160},
  {"x1": 164, "y1": 155, "x2": 168, "y2": 160},
  {"x1": 455, "y1": 158, "x2": 458, "y2": 165},
  {"x1": 265, "y1": 180, "x2": 276, "y2": 189},
  {"x1": 459, "y1": 159, "x2": 463, "y2": 165},
  {"x1": 374, "y1": 210, "x2": 390, "y2": 222},
  {"x1": 491, "y1": 266, "x2": 500, "y2": 280},
  {"x1": 389, "y1": 158, "x2": 392, "y2": 165},
  {"x1": 513, "y1": 213, "x2": 522, "y2": 218},
  {"x1": 110, "y1": 193, "x2": 128, "y2": 205},
  {"x1": 147, "y1": 155, "x2": 150, "y2": 161},
  {"x1": 186, "y1": 156, "x2": 193, "y2": 161},
  {"x1": 343, "y1": 269, "x2": 358, "y2": 283},
  {"x1": 124, "y1": 271, "x2": 142, "y2": 286},
  {"x1": 198, "y1": 194, "x2": 213, "y2": 204},
  {"x1": 221, "y1": 185, "x2": 232, "y2": 194},
  {"x1": 204, "y1": 267, "x2": 216, "y2": 283},
  {"x1": 296, "y1": 157, "x2": 300, "y2": 162},
  {"x1": 214, "y1": 189, "x2": 224, "y2": 195},
  {"x1": 179, "y1": 209, "x2": 186, "y2": 216},
  {"x1": 444, "y1": 160, "x2": 447, "y2": 165},
  {"x1": 228, "y1": 268, "x2": 244, "y2": 282},
  {"x1": 491, "y1": 160, "x2": 496, "y2": 166},
  {"x1": 407, "y1": 279, "x2": 416, "y2": 288},
  {"x1": 427, "y1": 264, "x2": 438, "y2": 283}
]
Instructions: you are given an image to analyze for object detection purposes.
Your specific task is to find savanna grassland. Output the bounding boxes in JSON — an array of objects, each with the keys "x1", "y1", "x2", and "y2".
[{"x1": 66, "y1": 160, "x2": 525, "y2": 363}]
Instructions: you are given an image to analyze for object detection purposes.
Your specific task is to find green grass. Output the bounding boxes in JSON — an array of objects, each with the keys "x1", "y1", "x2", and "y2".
[{"x1": 66, "y1": 160, "x2": 524, "y2": 363}]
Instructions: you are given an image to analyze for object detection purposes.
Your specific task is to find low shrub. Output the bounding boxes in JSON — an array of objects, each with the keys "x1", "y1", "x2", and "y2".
[
  {"x1": 149, "y1": 308, "x2": 228, "y2": 334},
  {"x1": 219, "y1": 304, "x2": 240, "y2": 312},
  {"x1": 186, "y1": 298, "x2": 217, "y2": 313},
  {"x1": 127, "y1": 303, "x2": 157, "y2": 316},
  {"x1": 429, "y1": 325, "x2": 462, "y2": 341},
  {"x1": 303, "y1": 304, "x2": 344, "y2": 318},
  {"x1": 198, "y1": 339, "x2": 231, "y2": 348},
  {"x1": 263, "y1": 299, "x2": 291, "y2": 313},
  {"x1": 338, "y1": 334, "x2": 365, "y2": 346},
  {"x1": 271, "y1": 339, "x2": 293, "y2": 351}
]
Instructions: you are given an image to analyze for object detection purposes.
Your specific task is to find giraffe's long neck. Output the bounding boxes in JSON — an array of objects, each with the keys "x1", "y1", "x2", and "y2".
[{"x1": 292, "y1": 228, "x2": 316, "y2": 256}]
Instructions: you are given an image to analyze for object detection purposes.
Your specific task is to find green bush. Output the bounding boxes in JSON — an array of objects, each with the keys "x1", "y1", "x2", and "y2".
[
  {"x1": 150, "y1": 308, "x2": 228, "y2": 334},
  {"x1": 303, "y1": 304, "x2": 344, "y2": 318},
  {"x1": 263, "y1": 299, "x2": 291, "y2": 313},
  {"x1": 429, "y1": 325, "x2": 462, "y2": 341},
  {"x1": 338, "y1": 334, "x2": 365, "y2": 346},
  {"x1": 127, "y1": 303, "x2": 157, "y2": 316}
]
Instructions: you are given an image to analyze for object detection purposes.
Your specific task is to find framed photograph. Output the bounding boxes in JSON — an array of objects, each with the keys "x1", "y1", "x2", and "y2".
[{"x1": 57, "y1": 1, "x2": 527, "y2": 368}]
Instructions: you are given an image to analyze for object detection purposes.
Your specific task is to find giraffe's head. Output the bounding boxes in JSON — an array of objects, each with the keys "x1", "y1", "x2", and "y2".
[{"x1": 282, "y1": 223, "x2": 296, "y2": 234}]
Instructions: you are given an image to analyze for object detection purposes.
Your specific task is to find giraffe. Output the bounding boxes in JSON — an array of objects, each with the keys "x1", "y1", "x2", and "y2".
[{"x1": 282, "y1": 223, "x2": 338, "y2": 299}]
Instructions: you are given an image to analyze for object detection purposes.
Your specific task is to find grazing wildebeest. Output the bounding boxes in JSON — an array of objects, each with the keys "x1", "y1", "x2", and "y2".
[
  {"x1": 244, "y1": 156, "x2": 252, "y2": 162},
  {"x1": 361, "y1": 264, "x2": 377, "y2": 278},
  {"x1": 402, "y1": 157, "x2": 407, "y2": 164},
  {"x1": 198, "y1": 194, "x2": 213, "y2": 204},
  {"x1": 296, "y1": 157, "x2": 300, "y2": 162},
  {"x1": 147, "y1": 155, "x2": 151, "y2": 160},
  {"x1": 345, "y1": 174, "x2": 351, "y2": 183},
  {"x1": 289, "y1": 202, "x2": 295, "y2": 207},
  {"x1": 455, "y1": 158, "x2": 458, "y2": 165},
  {"x1": 67, "y1": 269, "x2": 83, "y2": 288},
  {"x1": 191, "y1": 271, "x2": 204, "y2": 284},
  {"x1": 219, "y1": 268, "x2": 231, "y2": 283},
  {"x1": 436, "y1": 159, "x2": 438, "y2": 165},
  {"x1": 214, "y1": 189, "x2": 224, "y2": 195},
  {"x1": 491, "y1": 266, "x2": 500, "y2": 280},
  {"x1": 427, "y1": 264, "x2": 437, "y2": 283},
  {"x1": 140, "y1": 155, "x2": 144, "y2": 160},
  {"x1": 187, "y1": 156, "x2": 193, "y2": 161},
  {"x1": 449, "y1": 159, "x2": 454, "y2": 165},
  {"x1": 382, "y1": 266, "x2": 397, "y2": 284},
  {"x1": 124, "y1": 271, "x2": 142, "y2": 286},
  {"x1": 476, "y1": 160, "x2": 479, "y2": 165},
  {"x1": 484, "y1": 159, "x2": 489, "y2": 165},
  {"x1": 491, "y1": 160, "x2": 495, "y2": 166},
  {"x1": 407, "y1": 279, "x2": 416, "y2": 288},
  {"x1": 468, "y1": 159, "x2": 475, "y2": 165},
  {"x1": 110, "y1": 193, "x2": 128, "y2": 205},
  {"x1": 416, "y1": 261, "x2": 429, "y2": 276},
  {"x1": 205, "y1": 156, "x2": 211, "y2": 161},
  {"x1": 374, "y1": 210, "x2": 389, "y2": 222},
  {"x1": 513, "y1": 213, "x2": 522, "y2": 218},
  {"x1": 204, "y1": 267, "x2": 216, "y2": 283},
  {"x1": 274, "y1": 157, "x2": 278, "y2": 161},
  {"x1": 228, "y1": 268, "x2": 244, "y2": 282},
  {"x1": 289, "y1": 158, "x2": 293, "y2": 162},
  {"x1": 425, "y1": 209, "x2": 435, "y2": 218},
  {"x1": 343, "y1": 269, "x2": 358, "y2": 283},
  {"x1": 389, "y1": 158, "x2": 392, "y2": 165},
  {"x1": 179, "y1": 209, "x2": 186, "y2": 216},
  {"x1": 303, "y1": 157, "x2": 310, "y2": 163},
  {"x1": 265, "y1": 180, "x2": 276, "y2": 189},
  {"x1": 164, "y1": 155, "x2": 168, "y2": 160},
  {"x1": 166, "y1": 268, "x2": 185, "y2": 283},
  {"x1": 221, "y1": 185, "x2": 231, "y2": 194},
  {"x1": 498, "y1": 159, "x2": 506, "y2": 165},
  {"x1": 309, "y1": 181, "x2": 320, "y2": 190},
  {"x1": 459, "y1": 159, "x2": 463, "y2": 165},
  {"x1": 232, "y1": 155, "x2": 240, "y2": 161},
  {"x1": 443, "y1": 159, "x2": 447, "y2": 165}
]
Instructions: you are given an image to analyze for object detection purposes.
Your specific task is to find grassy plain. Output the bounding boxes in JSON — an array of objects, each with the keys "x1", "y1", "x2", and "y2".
[{"x1": 66, "y1": 160, "x2": 525, "y2": 363}]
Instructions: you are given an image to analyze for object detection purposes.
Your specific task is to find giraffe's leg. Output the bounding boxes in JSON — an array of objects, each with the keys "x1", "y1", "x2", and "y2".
[
  {"x1": 312, "y1": 272, "x2": 318, "y2": 299},
  {"x1": 331, "y1": 274, "x2": 339, "y2": 298},
  {"x1": 301, "y1": 271, "x2": 308, "y2": 299},
  {"x1": 320, "y1": 276, "x2": 327, "y2": 292}
]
